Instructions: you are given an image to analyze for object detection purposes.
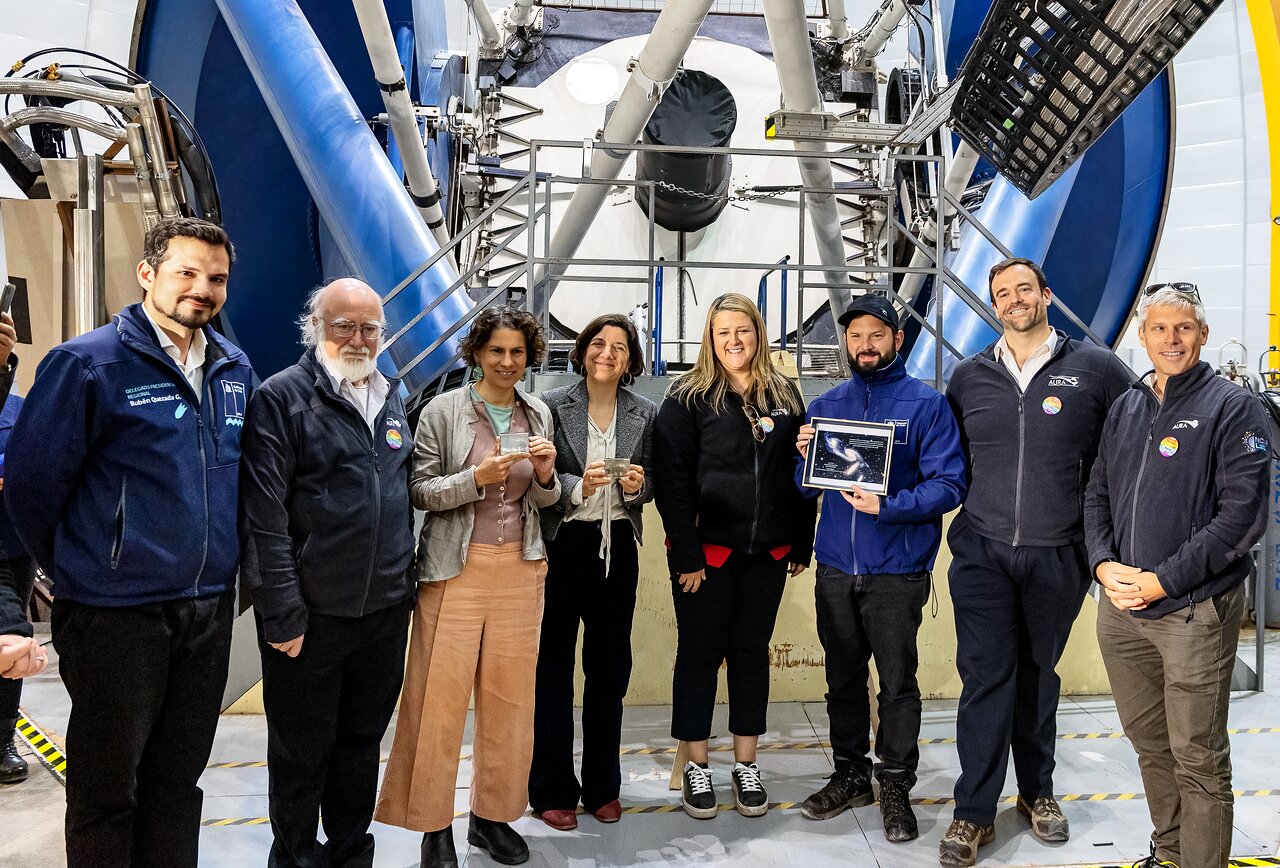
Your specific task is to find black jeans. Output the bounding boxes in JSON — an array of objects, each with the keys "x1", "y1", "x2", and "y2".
[
  {"x1": 0, "y1": 556, "x2": 36, "y2": 720},
  {"x1": 530, "y1": 519, "x2": 638, "y2": 812},
  {"x1": 258, "y1": 601, "x2": 411, "y2": 868},
  {"x1": 51, "y1": 592, "x2": 234, "y2": 868},
  {"x1": 814, "y1": 563, "x2": 930, "y2": 785},
  {"x1": 947, "y1": 512, "x2": 1092, "y2": 824},
  {"x1": 670, "y1": 550, "x2": 788, "y2": 742}
]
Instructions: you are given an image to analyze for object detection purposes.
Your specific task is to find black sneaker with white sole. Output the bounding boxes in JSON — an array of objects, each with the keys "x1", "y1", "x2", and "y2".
[
  {"x1": 681, "y1": 761, "x2": 718, "y2": 819},
  {"x1": 731, "y1": 762, "x2": 769, "y2": 817}
]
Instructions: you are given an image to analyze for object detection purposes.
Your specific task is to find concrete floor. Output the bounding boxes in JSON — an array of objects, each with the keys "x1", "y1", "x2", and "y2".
[{"x1": 3, "y1": 627, "x2": 1280, "y2": 868}]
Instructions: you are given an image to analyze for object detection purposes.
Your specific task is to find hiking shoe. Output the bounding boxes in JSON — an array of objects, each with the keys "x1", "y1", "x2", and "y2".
[
  {"x1": 878, "y1": 778, "x2": 918, "y2": 842},
  {"x1": 1130, "y1": 839, "x2": 1180, "y2": 867},
  {"x1": 938, "y1": 819, "x2": 996, "y2": 867},
  {"x1": 1017, "y1": 795, "x2": 1069, "y2": 842},
  {"x1": 681, "y1": 761, "x2": 717, "y2": 819},
  {"x1": 731, "y1": 761, "x2": 768, "y2": 817},
  {"x1": 800, "y1": 768, "x2": 874, "y2": 820}
]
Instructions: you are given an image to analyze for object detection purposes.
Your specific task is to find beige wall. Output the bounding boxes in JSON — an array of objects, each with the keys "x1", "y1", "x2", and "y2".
[{"x1": 231, "y1": 506, "x2": 1111, "y2": 715}]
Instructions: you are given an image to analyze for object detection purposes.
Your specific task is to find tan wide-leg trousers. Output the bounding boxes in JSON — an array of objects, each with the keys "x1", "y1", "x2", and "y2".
[{"x1": 375, "y1": 543, "x2": 546, "y2": 832}]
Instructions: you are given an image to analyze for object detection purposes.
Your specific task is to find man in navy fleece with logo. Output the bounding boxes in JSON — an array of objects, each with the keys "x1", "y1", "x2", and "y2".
[
  {"x1": 794, "y1": 294, "x2": 966, "y2": 844},
  {"x1": 4, "y1": 218, "x2": 253, "y2": 868}
]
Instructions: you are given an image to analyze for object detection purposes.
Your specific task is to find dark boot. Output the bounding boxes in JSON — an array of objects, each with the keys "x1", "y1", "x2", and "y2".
[
  {"x1": 420, "y1": 827, "x2": 458, "y2": 867},
  {"x1": 877, "y1": 777, "x2": 918, "y2": 842},
  {"x1": 467, "y1": 813, "x2": 529, "y2": 865},
  {"x1": 0, "y1": 718, "x2": 29, "y2": 784}
]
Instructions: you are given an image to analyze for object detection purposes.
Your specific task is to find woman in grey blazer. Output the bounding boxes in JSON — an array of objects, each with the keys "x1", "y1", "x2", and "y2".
[{"x1": 529, "y1": 313, "x2": 656, "y2": 831}]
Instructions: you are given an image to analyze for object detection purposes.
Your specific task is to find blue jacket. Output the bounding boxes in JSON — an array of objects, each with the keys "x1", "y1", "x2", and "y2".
[
  {"x1": 1, "y1": 387, "x2": 26, "y2": 562},
  {"x1": 4, "y1": 303, "x2": 254, "y2": 606},
  {"x1": 797, "y1": 356, "x2": 967, "y2": 576}
]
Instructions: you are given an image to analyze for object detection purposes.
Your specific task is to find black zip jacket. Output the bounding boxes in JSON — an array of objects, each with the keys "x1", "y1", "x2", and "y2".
[
  {"x1": 654, "y1": 382, "x2": 816, "y2": 574},
  {"x1": 946, "y1": 331, "x2": 1134, "y2": 546},
  {"x1": 239, "y1": 351, "x2": 415, "y2": 643},
  {"x1": 1084, "y1": 362, "x2": 1269, "y2": 620},
  {"x1": 0, "y1": 581, "x2": 31, "y2": 638}
]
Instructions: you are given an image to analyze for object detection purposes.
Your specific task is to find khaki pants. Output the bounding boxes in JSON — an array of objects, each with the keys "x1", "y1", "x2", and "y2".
[
  {"x1": 1096, "y1": 585, "x2": 1243, "y2": 868},
  {"x1": 375, "y1": 543, "x2": 546, "y2": 832}
]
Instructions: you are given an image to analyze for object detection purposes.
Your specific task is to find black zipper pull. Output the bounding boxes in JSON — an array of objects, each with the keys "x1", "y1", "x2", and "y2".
[{"x1": 1185, "y1": 599, "x2": 1195, "y2": 623}]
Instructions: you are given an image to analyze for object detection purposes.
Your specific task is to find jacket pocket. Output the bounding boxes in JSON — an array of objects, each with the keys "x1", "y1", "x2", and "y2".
[{"x1": 110, "y1": 479, "x2": 127, "y2": 570}]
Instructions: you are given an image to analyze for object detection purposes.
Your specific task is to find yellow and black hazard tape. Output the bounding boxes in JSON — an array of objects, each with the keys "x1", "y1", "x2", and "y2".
[
  {"x1": 15, "y1": 711, "x2": 66, "y2": 782},
  {"x1": 201, "y1": 791, "x2": 1280, "y2": 827},
  {"x1": 206, "y1": 727, "x2": 1280, "y2": 769}
]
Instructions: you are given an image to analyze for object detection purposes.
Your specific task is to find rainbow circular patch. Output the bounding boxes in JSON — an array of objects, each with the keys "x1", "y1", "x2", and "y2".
[
  {"x1": 1159, "y1": 436, "x2": 1178, "y2": 458},
  {"x1": 759, "y1": 417, "x2": 775, "y2": 434},
  {"x1": 386, "y1": 429, "x2": 404, "y2": 450},
  {"x1": 1042, "y1": 396, "x2": 1062, "y2": 415}
]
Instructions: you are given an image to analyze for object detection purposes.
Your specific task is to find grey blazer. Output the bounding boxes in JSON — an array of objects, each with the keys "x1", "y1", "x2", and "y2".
[
  {"x1": 539, "y1": 380, "x2": 657, "y2": 543},
  {"x1": 410, "y1": 384, "x2": 561, "y2": 582}
]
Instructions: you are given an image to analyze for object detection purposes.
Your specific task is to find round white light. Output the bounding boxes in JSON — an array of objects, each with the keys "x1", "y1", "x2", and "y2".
[{"x1": 564, "y1": 57, "x2": 620, "y2": 105}]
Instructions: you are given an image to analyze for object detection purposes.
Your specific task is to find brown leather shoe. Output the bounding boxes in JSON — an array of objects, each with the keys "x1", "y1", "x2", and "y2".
[
  {"x1": 592, "y1": 799, "x2": 622, "y2": 823},
  {"x1": 938, "y1": 819, "x2": 996, "y2": 867},
  {"x1": 1016, "y1": 795, "x2": 1069, "y2": 842},
  {"x1": 533, "y1": 808, "x2": 578, "y2": 831}
]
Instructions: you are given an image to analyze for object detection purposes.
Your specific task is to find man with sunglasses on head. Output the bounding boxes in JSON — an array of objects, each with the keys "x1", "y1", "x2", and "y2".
[
  {"x1": 939, "y1": 257, "x2": 1134, "y2": 867},
  {"x1": 239, "y1": 278, "x2": 416, "y2": 868},
  {"x1": 794, "y1": 294, "x2": 967, "y2": 844},
  {"x1": 1086, "y1": 283, "x2": 1268, "y2": 868}
]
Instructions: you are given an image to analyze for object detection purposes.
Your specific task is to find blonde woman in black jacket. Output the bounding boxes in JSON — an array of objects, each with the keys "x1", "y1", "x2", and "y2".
[{"x1": 654, "y1": 292, "x2": 816, "y2": 820}]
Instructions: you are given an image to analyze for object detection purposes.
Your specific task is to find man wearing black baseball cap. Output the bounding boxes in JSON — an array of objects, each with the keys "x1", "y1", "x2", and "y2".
[{"x1": 794, "y1": 293, "x2": 967, "y2": 844}]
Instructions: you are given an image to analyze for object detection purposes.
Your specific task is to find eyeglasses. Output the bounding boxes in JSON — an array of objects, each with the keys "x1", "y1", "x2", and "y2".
[
  {"x1": 1143, "y1": 282, "x2": 1200, "y2": 302},
  {"x1": 742, "y1": 404, "x2": 766, "y2": 443},
  {"x1": 329, "y1": 319, "x2": 386, "y2": 340}
]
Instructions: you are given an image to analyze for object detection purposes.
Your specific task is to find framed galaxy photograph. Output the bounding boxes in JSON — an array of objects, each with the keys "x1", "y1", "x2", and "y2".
[{"x1": 802, "y1": 417, "x2": 895, "y2": 496}]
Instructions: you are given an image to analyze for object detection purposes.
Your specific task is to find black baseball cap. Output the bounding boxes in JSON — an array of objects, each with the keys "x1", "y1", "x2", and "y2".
[{"x1": 837, "y1": 294, "x2": 900, "y2": 330}]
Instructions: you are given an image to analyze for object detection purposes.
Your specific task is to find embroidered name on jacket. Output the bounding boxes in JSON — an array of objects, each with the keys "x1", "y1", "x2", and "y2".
[{"x1": 1046, "y1": 375, "x2": 1079, "y2": 387}]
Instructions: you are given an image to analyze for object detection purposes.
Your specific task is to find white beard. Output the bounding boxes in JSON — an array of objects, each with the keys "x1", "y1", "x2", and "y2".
[{"x1": 334, "y1": 351, "x2": 378, "y2": 383}]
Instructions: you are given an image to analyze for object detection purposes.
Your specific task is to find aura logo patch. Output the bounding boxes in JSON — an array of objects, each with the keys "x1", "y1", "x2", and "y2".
[
  {"x1": 1047, "y1": 376, "x2": 1079, "y2": 388},
  {"x1": 1159, "y1": 436, "x2": 1179, "y2": 458},
  {"x1": 1042, "y1": 396, "x2": 1062, "y2": 415},
  {"x1": 1172, "y1": 419, "x2": 1200, "y2": 430},
  {"x1": 386, "y1": 428, "x2": 404, "y2": 450}
]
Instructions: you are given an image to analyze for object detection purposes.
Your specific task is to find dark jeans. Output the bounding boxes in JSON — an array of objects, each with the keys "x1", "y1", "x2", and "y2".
[
  {"x1": 815, "y1": 563, "x2": 930, "y2": 785},
  {"x1": 0, "y1": 556, "x2": 36, "y2": 720},
  {"x1": 530, "y1": 519, "x2": 638, "y2": 812},
  {"x1": 258, "y1": 601, "x2": 411, "y2": 868},
  {"x1": 670, "y1": 549, "x2": 788, "y2": 742},
  {"x1": 947, "y1": 512, "x2": 1091, "y2": 824},
  {"x1": 1097, "y1": 585, "x2": 1243, "y2": 868},
  {"x1": 51, "y1": 592, "x2": 234, "y2": 868}
]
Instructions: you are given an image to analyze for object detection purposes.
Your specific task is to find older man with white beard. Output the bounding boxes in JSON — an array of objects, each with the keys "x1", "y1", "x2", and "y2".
[{"x1": 239, "y1": 279, "x2": 416, "y2": 868}]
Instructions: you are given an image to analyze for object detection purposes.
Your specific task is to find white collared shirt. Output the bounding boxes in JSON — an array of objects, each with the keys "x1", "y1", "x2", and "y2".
[
  {"x1": 318, "y1": 349, "x2": 390, "y2": 432},
  {"x1": 142, "y1": 304, "x2": 207, "y2": 400},
  {"x1": 994, "y1": 329, "x2": 1057, "y2": 392},
  {"x1": 568, "y1": 408, "x2": 628, "y2": 523}
]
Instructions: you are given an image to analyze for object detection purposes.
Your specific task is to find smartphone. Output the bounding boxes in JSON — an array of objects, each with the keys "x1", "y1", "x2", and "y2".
[{"x1": 0, "y1": 283, "x2": 14, "y2": 316}]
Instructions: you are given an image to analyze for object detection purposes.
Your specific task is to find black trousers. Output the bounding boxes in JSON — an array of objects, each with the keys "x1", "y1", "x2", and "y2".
[
  {"x1": 947, "y1": 512, "x2": 1092, "y2": 824},
  {"x1": 814, "y1": 563, "x2": 930, "y2": 785},
  {"x1": 530, "y1": 519, "x2": 638, "y2": 812},
  {"x1": 670, "y1": 550, "x2": 788, "y2": 742},
  {"x1": 0, "y1": 556, "x2": 36, "y2": 720},
  {"x1": 51, "y1": 592, "x2": 234, "y2": 868},
  {"x1": 258, "y1": 601, "x2": 410, "y2": 868}
]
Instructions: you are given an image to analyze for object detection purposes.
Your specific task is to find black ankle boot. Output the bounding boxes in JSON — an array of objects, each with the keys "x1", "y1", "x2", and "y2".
[
  {"x1": 467, "y1": 813, "x2": 529, "y2": 865},
  {"x1": 420, "y1": 827, "x2": 458, "y2": 867},
  {"x1": 0, "y1": 718, "x2": 29, "y2": 785}
]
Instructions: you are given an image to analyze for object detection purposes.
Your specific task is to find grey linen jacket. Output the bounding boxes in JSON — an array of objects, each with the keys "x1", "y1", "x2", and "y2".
[
  {"x1": 539, "y1": 380, "x2": 657, "y2": 543},
  {"x1": 411, "y1": 384, "x2": 561, "y2": 582}
]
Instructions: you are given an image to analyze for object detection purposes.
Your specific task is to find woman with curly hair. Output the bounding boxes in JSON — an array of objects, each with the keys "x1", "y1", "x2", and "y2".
[
  {"x1": 376, "y1": 305, "x2": 559, "y2": 868},
  {"x1": 654, "y1": 292, "x2": 816, "y2": 820}
]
